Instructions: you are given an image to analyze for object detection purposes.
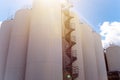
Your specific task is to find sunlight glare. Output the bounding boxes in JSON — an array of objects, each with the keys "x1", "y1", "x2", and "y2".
[{"x1": 60, "y1": 0, "x2": 67, "y2": 4}]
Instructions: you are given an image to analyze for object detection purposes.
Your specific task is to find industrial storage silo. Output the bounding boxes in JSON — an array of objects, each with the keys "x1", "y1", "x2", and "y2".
[
  {"x1": 4, "y1": 9, "x2": 30, "y2": 80},
  {"x1": 106, "y1": 46, "x2": 120, "y2": 71},
  {"x1": 79, "y1": 23, "x2": 99, "y2": 80},
  {"x1": 93, "y1": 32, "x2": 108, "y2": 80},
  {"x1": 25, "y1": 0, "x2": 63, "y2": 80},
  {"x1": 0, "y1": 20, "x2": 13, "y2": 80},
  {"x1": 70, "y1": 12, "x2": 85, "y2": 80}
]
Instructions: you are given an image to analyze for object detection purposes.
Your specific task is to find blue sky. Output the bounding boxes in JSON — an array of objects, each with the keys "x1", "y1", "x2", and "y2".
[
  {"x1": 1, "y1": 0, "x2": 120, "y2": 48},
  {"x1": 0, "y1": 0, "x2": 120, "y2": 33},
  {"x1": 73, "y1": 0, "x2": 120, "y2": 32},
  {"x1": 0, "y1": 0, "x2": 32, "y2": 21}
]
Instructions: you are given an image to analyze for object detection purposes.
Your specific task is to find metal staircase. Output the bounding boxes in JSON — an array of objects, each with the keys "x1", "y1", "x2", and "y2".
[{"x1": 62, "y1": 2, "x2": 79, "y2": 80}]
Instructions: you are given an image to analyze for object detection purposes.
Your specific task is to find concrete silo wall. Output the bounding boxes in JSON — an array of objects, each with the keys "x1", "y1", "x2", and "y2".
[
  {"x1": 93, "y1": 32, "x2": 108, "y2": 80},
  {"x1": 106, "y1": 46, "x2": 120, "y2": 71},
  {"x1": 4, "y1": 9, "x2": 30, "y2": 80},
  {"x1": 79, "y1": 24, "x2": 99, "y2": 80},
  {"x1": 0, "y1": 20, "x2": 13, "y2": 80},
  {"x1": 75, "y1": 24, "x2": 85, "y2": 80},
  {"x1": 70, "y1": 13, "x2": 85, "y2": 80},
  {"x1": 25, "y1": 0, "x2": 63, "y2": 80}
]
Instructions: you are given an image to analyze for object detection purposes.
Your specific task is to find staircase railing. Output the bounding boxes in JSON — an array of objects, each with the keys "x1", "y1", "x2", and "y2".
[{"x1": 62, "y1": 2, "x2": 79, "y2": 80}]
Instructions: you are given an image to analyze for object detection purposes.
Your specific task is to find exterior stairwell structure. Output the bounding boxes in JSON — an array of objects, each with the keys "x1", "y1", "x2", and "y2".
[{"x1": 62, "y1": 2, "x2": 79, "y2": 80}]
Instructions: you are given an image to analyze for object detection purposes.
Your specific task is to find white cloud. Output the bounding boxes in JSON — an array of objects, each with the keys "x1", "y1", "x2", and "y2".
[
  {"x1": 0, "y1": 22, "x2": 2, "y2": 28},
  {"x1": 100, "y1": 21, "x2": 120, "y2": 48},
  {"x1": 0, "y1": 22, "x2": 2, "y2": 25}
]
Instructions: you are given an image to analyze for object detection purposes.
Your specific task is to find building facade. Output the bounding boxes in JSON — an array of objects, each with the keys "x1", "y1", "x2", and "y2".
[{"x1": 0, "y1": 0, "x2": 107, "y2": 80}]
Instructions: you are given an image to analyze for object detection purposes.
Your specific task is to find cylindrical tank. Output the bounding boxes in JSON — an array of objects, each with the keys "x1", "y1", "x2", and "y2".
[
  {"x1": 4, "y1": 9, "x2": 30, "y2": 80},
  {"x1": 106, "y1": 46, "x2": 120, "y2": 71},
  {"x1": 79, "y1": 23, "x2": 99, "y2": 80},
  {"x1": 70, "y1": 13, "x2": 85, "y2": 80},
  {"x1": 0, "y1": 20, "x2": 13, "y2": 80},
  {"x1": 93, "y1": 32, "x2": 108, "y2": 80},
  {"x1": 25, "y1": 0, "x2": 63, "y2": 80}
]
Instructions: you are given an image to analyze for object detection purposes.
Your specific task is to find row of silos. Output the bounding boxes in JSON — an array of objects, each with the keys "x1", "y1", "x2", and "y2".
[
  {"x1": 70, "y1": 12, "x2": 108, "y2": 80},
  {"x1": 0, "y1": 9, "x2": 30, "y2": 80},
  {"x1": 79, "y1": 23, "x2": 108, "y2": 80},
  {"x1": 0, "y1": 0, "x2": 63, "y2": 80},
  {"x1": 62, "y1": 11, "x2": 108, "y2": 80},
  {"x1": 0, "y1": 0, "x2": 108, "y2": 80},
  {"x1": 4, "y1": 9, "x2": 30, "y2": 80}
]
